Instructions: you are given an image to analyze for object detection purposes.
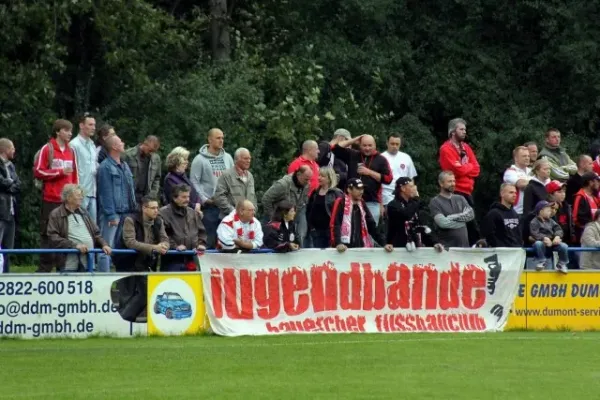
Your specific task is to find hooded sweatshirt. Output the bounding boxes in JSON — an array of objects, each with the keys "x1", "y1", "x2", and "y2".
[
  {"x1": 481, "y1": 202, "x2": 523, "y2": 247},
  {"x1": 190, "y1": 145, "x2": 234, "y2": 204}
]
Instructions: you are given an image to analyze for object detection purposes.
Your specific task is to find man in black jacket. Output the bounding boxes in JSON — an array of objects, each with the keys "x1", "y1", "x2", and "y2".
[
  {"x1": 331, "y1": 178, "x2": 393, "y2": 252},
  {"x1": 0, "y1": 139, "x2": 19, "y2": 273},
  {"x1": 387, "y1": 177, "x2": 443, "y2": 252},
  {"x1": 481, "y1": 184, "x2": 523, "y2": 248},
  {"x1": 318, "y1": 129, "x2": 351, "y2": 190}
]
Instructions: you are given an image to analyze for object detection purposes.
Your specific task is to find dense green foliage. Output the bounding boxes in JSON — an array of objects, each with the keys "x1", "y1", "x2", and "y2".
[{"x1": 2, "y1": 0, "x2": 600, "y2": 257}]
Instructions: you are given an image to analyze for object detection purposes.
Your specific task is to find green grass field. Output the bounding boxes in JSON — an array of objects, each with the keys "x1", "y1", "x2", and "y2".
[{"x1": 1, "y1": 332, "x2": 598, "y2": 399}]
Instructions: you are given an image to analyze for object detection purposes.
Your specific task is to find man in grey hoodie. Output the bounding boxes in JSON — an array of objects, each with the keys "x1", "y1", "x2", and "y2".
[{"x1": 190, "y1": 128, "x2": 234, "y2": 248}]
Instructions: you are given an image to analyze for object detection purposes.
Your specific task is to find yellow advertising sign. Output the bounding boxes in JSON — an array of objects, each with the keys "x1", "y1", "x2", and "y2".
[
  {"x1": 147, "y1": 274, "x2": 207, "y2": 336},
  {"x1": 507, "y1": 271, "x2": 600, "y2": 330}
]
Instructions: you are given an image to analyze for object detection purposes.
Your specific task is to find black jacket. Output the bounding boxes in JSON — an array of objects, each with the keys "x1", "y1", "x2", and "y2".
[
  {"x1": 330, "y1": 196, "x2": 383, "y2": 247},
  {"x1": 306, "y1": 187, "x2": 343, "y2": 229},
  {"x1": 0, "y1": 159, "x2": 19, "y2": 221},
  {"x1": 553, "y1": 201, "x2": 575, "y2": 244},
  {"x1": 523, "y1": 179, "x2": 548, "y2": 216},
  {"x1": 481, "y1": 202, "x2": 523, "y2": 248},
  {"x1": 386, "y1": 197, "x2": 438, "y2": 247},
  {"x1": 318, "y1": 141, "x2": 349, "y2": 189},
  {"x1": 331, "y1": 145, "x2": 392, "y2": 202},
  {"x1": 263, "y1": 220, "x2": 300, "y2": 252}
]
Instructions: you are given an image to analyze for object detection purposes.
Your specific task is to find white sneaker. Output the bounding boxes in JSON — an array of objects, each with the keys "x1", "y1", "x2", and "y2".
[
  {"x1": 535, "y1": 262, "x2": 545, "y2": 271},
  {"x1": 556, "y1": 262, "x2": 568, "y2": 274}
]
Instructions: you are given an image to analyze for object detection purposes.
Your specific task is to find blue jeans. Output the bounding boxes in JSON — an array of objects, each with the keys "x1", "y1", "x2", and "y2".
[
  {"x1": 81, "y1": 196, "x2": 97, "y2": 224},
  {"x1": 295, "y1": 207, "x2": 308, "y2": 247},
  {"x1": 98, "y1": 213, "x2": 121, "y2": 272},
  {"x1": 366, "y1": 202, "x2": 381, "y2": 227},
  {"x1": 203, "y1": 205, "x2": 221, "y2": 249},
  {"x1": 310, "y1": 229, "x2": 330, "y2": 248},
  {"x1": 533, "y1": 241, "x2": 569, "y2": 268}
]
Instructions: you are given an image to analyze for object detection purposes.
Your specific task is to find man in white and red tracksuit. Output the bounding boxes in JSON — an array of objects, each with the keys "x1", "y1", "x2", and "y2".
[
  {"x1": 33, "y1": 119, "x2": 79, "y2": 272},
  {"x1": 439, "y1": 118, "x2": 480, "y2": 245}
]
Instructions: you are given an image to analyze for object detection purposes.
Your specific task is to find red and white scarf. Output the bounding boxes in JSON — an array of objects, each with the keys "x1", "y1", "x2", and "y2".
[{"x1": 340, "y1": 196, "x2": 373, "y2": 247}]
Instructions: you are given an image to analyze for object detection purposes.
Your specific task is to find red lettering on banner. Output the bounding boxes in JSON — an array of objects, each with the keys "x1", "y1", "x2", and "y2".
[
  {"x1": 376, "y1": 313, "x2": 487, "y2": 332},
  {"x1": 254, "y1": 269, "x2": 280, "y2": 319},
  {"x1": 386, "y1": 264, "x2": 411, "y2": 310},
  {"x1": 310, "y1": 264, "x2": 338, "y2": 312},
  {"x1": 439, "y1": 265, "x2": 460, "y2": 310},
  {"x1": 461, "y1": 264, "x2": 486, "y2": 309},
  {"x1": 362, "y1": 263, "x2": 385, "y2": 310},
  {"x1": 282, "y1": 268, "x2": 310, "y2": 316},
  {"x1": 210, "y1": 261, "x2": 489, "y2": 320}
]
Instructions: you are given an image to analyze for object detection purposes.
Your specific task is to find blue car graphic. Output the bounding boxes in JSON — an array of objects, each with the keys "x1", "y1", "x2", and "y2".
[{"x1": 153, "y1": 292, "x2": 192, "y2": 320}]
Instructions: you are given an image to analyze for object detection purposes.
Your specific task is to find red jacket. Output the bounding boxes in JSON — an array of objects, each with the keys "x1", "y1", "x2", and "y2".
[
  {"x1": 288, "y1": 156, "x2": 319, "y2": 194},
  {"x1": 439, "y1": 140, "x2": 480, "y2": 195},
  {"x1": 34, "y1": 138, "x2": 79, "y2": 203}
]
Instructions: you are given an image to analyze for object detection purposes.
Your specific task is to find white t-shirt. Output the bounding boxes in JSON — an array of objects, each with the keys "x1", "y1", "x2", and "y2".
[
  {"x1": 381, "y1": 151, "x2": 418, "y2": 205},
  {"x1": 503, "y1": 164, "x2": 532, "y2": 215}
]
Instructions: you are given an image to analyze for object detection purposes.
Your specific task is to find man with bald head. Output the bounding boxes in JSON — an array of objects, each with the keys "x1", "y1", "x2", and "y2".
[
  {"x1": 332, "y1": 134, "x2": 393, "y2": 225},
  {"x1": 123, "y1": 135, "x2": 162, "y2": 205},
  {"x1": 217, "y1": 199, "x2": 263, "y2": 252},
  {"x1": 288, "y1": 140, "x2": 320, "y2": 194},
  {"x1": 0, "y1": 138, "x2": 19, "y2": 273},
  {"x1": 98, "y1": 135, "x2": 136, "y2": 272},
  {"x1": 191, "y1": 128, "x2": 234, "y2": 247}
]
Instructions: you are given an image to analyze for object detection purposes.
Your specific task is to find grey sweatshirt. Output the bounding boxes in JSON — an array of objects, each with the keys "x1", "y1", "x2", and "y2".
[{"x1": 190, "y1": 145, "x2": 234, "y2": 204}]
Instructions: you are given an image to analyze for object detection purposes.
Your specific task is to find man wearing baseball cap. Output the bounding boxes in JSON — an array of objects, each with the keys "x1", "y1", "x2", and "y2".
[
  {"x1": 573, "y1": 172, "x2": 600, "y2": 243},
  {"x1": 318, "y1": 129, "x2": 351, "y2": 190},
  {"x1": 330, "y1": 178, "x2": 393, "y2": 252}
]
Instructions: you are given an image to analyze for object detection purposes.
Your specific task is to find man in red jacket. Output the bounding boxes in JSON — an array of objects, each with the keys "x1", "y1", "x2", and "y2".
[
  {"x1": 288, "y1": 140, "x2": 320, "y2": 194},
  {"x1": 33, "y1": 119, "x2": 79, "y2": 272},
  {"x1": 439, "y1": 118, "x2": 480, "y2": 245}
]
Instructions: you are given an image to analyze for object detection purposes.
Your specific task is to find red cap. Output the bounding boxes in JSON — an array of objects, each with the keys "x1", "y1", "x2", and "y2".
[{"x1": 546, "y1": 180, "x2": 566, "y2": 194}]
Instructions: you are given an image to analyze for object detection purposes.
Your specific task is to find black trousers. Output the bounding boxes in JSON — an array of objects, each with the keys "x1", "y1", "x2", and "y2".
[
  {"x1": 116, "y1": 276, "x2": 147, "y2": 322},
  {"x1": 455, "y1": 192, "x2": 480, "y2": 246}
]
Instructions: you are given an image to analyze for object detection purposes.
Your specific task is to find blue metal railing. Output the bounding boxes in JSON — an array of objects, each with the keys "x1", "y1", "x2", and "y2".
[{"x1": 0, "y1": 247, "x2": 597, "y2": 273}]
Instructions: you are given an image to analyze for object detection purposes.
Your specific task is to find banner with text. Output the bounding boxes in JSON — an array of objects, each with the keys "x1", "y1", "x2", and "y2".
[
  {"x1": 0, "y1": 274, "x2": 147, "y2": 339},
  {"x1": 506, "y1": 271, "x2": 600, "y2": 330},
  {"x1": 201, "y1": 248, "x2": 526, "y2": 336}
]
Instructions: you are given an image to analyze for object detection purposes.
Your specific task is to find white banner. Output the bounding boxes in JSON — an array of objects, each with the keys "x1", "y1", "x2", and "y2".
[
  {"x1": 0, "y1": 274, "x2": 147, "y2": 339},
  {"x1": 201, "y1": 248, "x2": 526, "y2": 336}
]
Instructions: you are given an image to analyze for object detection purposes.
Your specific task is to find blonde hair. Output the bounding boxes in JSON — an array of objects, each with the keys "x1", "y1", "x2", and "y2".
[
  {"x1": 319, "y1": 167, "x2": 338, "y2": 189},
  {"x1": 165, "y1": 146, "x2": 190, "y2": 172},
  {"x1": 532, "y1": 159, "x2": 550, "y2": 176}
]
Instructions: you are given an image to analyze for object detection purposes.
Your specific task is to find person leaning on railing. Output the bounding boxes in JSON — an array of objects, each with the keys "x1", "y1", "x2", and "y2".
[{"x1": 46, "y1": 184, "x2": 111, "y2": 272}]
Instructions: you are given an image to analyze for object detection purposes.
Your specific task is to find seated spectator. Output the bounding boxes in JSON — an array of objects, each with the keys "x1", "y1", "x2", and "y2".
[
  {"x1": 263, "y1": 200, "x2": 300, "y2": 252},
  {"x1": 306, "y1": 167, "x2": 343, "y2": 248},
  {"x1": 503, "y1": 146, "x2": 531, "y2": 216},
  {"x1": 429, "y1": 171, "x2": 474, "y2": 248},
  {"x1": 523, "y1": 159, "x2": 551, "y2": 216},
  {"x1": 573, "y1": 172, "x2": 600, "y2": 243},
  {"x1": 566, "y1": 155, "x2": 593, "y2": 205},
  {"x1": 217, "y1": 199, "x2": 263, "y2": 252},
  {"x1": 331, "y1": 178, "x2": 393, "y2": 253},
  {"x1": 47, "y1": 184, "x2": 111, "y2": 272},
  {"x1": 530, "y1": 201, "x2": 569, "y2": 273},
  {"x1": 538, "y1": 128, "x2": 577, "y2": 181},
  {"x1": 524, "y1": 141, "x2": 538, "y2": 167},
  {"x1": 386, "y1": 177, "x2": 443, "y2": 252},
  {"x1": 114, "y1": 196, "x2": 169, "y2": 272},
  {"x1": 481, "y1": 184, "x2": 523, "y2": 248},
  {"x1": 547, "y1": 181, "x2": 574, "y2": 245},
  {"x1": 160, "y1": 184, "x2": 207, "y2": 271},
  {"x1": 580, "y1": 210, "x2": 600, "y2": 270},
  {"x1": 163, "y1": 147, "x2": 202, "y2": 215}
]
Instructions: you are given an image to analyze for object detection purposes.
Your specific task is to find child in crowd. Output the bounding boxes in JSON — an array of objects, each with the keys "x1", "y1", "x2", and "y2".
[{"x1": 530, "y1": 200, "x2": 569, "y2": 273}]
